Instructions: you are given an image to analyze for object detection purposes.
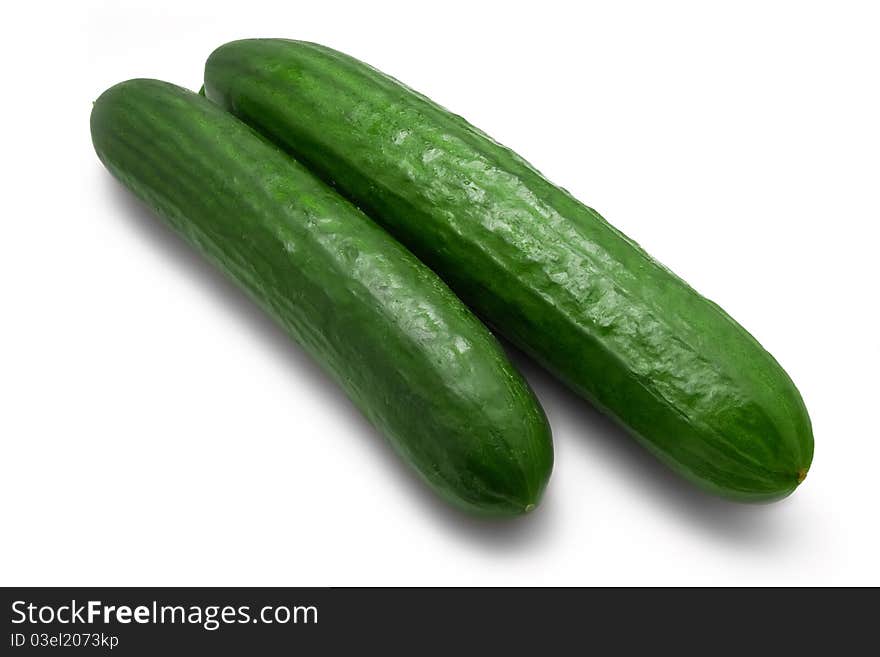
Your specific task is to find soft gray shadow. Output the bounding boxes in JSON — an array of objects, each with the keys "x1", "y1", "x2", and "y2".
[
  {"x1": 100, "y1": 172, "x2": 555, "y2": 551},
  {"x1": 503, "y1": 344, "x2": 798, "y2": 550}
]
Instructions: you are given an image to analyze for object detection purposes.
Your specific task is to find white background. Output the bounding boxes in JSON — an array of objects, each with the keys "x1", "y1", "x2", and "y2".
[{"x1": 2, "y1": 0, "x2": 878, "y2": 586}]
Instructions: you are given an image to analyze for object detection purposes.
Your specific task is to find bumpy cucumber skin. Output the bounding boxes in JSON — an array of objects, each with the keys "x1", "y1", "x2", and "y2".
[
  {"x1": 91, "y1": 79, "x2": 553, "y2": 515},
  {"x1": 205, "y1": 40, "x2": 814, "y2": 501}
]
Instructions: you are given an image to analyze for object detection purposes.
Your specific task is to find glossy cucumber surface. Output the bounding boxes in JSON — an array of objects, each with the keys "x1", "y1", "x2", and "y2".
[
  {"x1": 205, "y1": 40, "x2": 813, "y2": 500},
  {"x1": 91, "y1": 79, "x2": 553, "y2": 515}
]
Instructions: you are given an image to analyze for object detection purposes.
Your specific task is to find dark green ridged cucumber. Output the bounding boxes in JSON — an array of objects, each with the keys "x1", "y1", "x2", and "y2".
[
  {"x1": 205, "y1": 39, "x2": 814, "y2": 501},
  {"x1": 91, "y1": 79, "x2": 553, "y2": 515}
]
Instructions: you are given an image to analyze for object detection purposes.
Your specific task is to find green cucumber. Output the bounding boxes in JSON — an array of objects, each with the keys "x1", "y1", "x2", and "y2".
[
  {"x1": 91, "y1": 79, "x2": 553, "y2": 515},
  {"x1": 204, "y1": 39, "x2": 814, "y2": 500}
]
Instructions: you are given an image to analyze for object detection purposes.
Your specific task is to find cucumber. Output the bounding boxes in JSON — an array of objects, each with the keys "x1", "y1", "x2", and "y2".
[
  {"x1": 204, "y1": 40, "x2": 814, "y2": 500},
  {"x1": 91, "y1": 79, "x2": 553, "y2": 515}
]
